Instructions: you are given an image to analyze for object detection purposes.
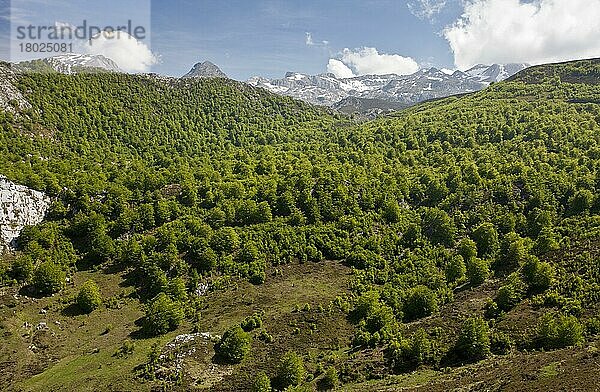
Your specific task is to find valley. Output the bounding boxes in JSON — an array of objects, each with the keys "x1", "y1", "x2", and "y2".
[{"x1": 0, "y1": 58, "x2": 599, "y2": 391}]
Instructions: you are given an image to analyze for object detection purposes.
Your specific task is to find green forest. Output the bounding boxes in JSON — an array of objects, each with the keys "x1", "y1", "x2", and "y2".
[{"x1": 1, "y1": 58, "x2": 600, "y2": 391}]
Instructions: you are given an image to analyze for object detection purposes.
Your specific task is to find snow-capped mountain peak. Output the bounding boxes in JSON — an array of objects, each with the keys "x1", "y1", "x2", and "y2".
[
  {"x1": 247, "y1": 63, "x2": 529, "y2": 111},
  {"x1": 16, "y1": 53, "x2": 121, "y2": 74}
]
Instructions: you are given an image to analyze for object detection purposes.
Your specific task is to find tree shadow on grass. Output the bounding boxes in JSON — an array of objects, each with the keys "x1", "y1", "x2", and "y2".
[
  {"x1": 128, "y1": 316, "x2": 151, "y2": 340},
  {"x1": 60, "y1": 303, "x2": 87, "y2": 317}
]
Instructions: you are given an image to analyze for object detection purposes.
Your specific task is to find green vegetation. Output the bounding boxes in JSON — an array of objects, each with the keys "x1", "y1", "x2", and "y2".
[
  {"x1": 76, "y1": 279, "x2": 102, "y2": 313},
  {"x1": 32, "y1": 261, "x2": 65, "y2": 295},
  {"x1": 1, "y1": 59, "x2": 600, "y2": 390},
  {"x1": 143, "y1": 293, "x2": 184, "y2": 336},
  {"x1": 251, "y1": 372, "x2": 271, "y2": 392},
  {"x1": 215, "y1": 325, "x2": 252, "y2": 364},
  {"x1": 277, "y1": 351, "x2": 306, "y2": 389},
  {"x1": 537, "y1": 313, "x2": 585, "y2": 349},
  {"x1": 455, "y1": 316, "x2": 490, "y2": 361}
]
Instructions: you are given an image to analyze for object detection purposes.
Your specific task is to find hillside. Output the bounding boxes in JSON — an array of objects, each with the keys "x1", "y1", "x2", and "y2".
[
  {"x1": 506, "y1": 58, "x2": 600, "y2": 85},
  {"x1": 0, "y1": 59, "x2": 600, "y2": 391}
]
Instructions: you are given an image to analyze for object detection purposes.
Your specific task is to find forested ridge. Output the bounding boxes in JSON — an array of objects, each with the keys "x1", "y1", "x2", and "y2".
[{"x1": 1, "y1": 59, "x2": 600, "y2": 391}]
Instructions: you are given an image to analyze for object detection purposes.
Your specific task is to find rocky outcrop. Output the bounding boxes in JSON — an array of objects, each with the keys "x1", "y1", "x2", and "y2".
[
  {"x1": 182, "y1": 61, "x2": 227, "y2": 78},
  {"x1": 0, "y1": 62, "x2": 31, "y2": 114},
  {"x1": 0, "y1": 176, "x2": 51, "y2": 251}
]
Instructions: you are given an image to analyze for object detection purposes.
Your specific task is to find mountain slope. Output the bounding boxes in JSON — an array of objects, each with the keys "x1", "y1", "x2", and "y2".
[
  {"x1": 182, "y1": 61, "x2": 228, "y2": 78},
  {"x1": 0, "y1": 58, "x2": 599, "y2": 392},
  {"x1": 506, "y1": 57, "x2": 600, "y2": 85},
  {"x1": 16, "y1": 54, "x2": 121, "y2": 74},
  {"x1": 247, "y1": 63, "x2": 529, "y2": 111}
]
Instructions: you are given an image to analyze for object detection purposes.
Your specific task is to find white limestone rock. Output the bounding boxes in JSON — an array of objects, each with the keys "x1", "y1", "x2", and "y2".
[{"x1": 0, "y1": 175, "x2": 51, "y2": 251}]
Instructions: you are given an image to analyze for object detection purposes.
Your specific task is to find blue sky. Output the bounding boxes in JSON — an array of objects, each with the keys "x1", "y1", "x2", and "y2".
[
  {"x1": 150, "y1": 0, "x2": 462, "y2": 79},
  {"x1": 2, "y1": 0, "x2": 600, "y2": 80}
]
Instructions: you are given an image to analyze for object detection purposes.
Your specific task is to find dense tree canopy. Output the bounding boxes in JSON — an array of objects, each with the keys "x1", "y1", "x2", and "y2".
[{"x1": 1, "y1": 59, "x2": 600, "y2": 385}]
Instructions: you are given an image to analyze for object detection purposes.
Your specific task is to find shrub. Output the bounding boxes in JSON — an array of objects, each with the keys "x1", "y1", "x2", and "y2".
[
  {"x1": 167, "y1": 277, "x2": 187, "y2": 301},
  {"x1": 241, "y1": 313, "x2": 263, "y2": 332},
  {"x1": 408, "y1": 328, "x2": 435, "y2": 365},
  {"x1": 251, "y1": 371, "x2": 271, "y2": 392},
  {"x1": 445, "y1": 254, "x2": 466, "y2": 284},
  {"x1": 216, "y1": 325, "x2": 251, "y2": 363},
  {"x1": 382, "y1": 200, "x2": 401, "y2": 223},
  {"x1": 584, "y1": 317, "x2": 600, "y2": 337},
  {"x1": 352, "y1": 291, "x2": 381, "y2": 321},
  {"x1": 495, "y1": 274, "x2": 525, "y2": 312},
  {"x1": 455, "y1": 316, "x2": 490, "y2": 361},
  {"x1": 210, "y1": 227, "x2": 239, "y2": 254},
  {"x1": 498, "y1": 232, "x2": 526, "y2": 270},
  {"x1": 535, "y1": 227, "x2": 560, "y2": 253},
  {"x1": 321, "y1": 366, "x2": 339, "y2": 390},
  {"x1": 403, "y1": 285, "x2": 438, "y2": 321},
  {"x1": 143, "y1": 292, "x2": 184, "y2": 336},
  {"x1": 32, "y1": 261, "x2": 65, "y2": 295},
  {"x1": 471, "y1": 223, "x2": 499, "y2": 257},
  {"x1": 258, "y1": 329, "x2": 273, "y2": 343},
  {"x1": 457, "y1": 237, "x2": 477, "y2": 260},
  {"x1": 139, "y1": 263, "x2": 168, "y2": 299},
  {"x1": 277, "y1": 351, "x2": 306, "y2": 388},
  {"x1": 466, "y1": 257, "x2": 489, "y2": 286},
  {"x1": 422, "y1": 208, "x2": 456, "y2": 247},
  {"x1": 483, "y1": 298, "x2": 501, "y2": 319},
  {"x1": 387, "y1": 328, "x2": 438, "y2": 369},
  {"x1": 114, "y1": 340, "x2": 135, "y2": 358},
  {"x1": 191, "y1": 246, "x2": 217, "y2": 272},
  {"x1": 490, "y1": 330, "x2": 513, "y2": 355},
  {"x1": 537, "y1": 313, "x2": 584, "y2": 349},
  {"x1": 569, "y1": 189, "x2": 594, "y2": 214},
  {"x1": 523, "y1": 257, "x2": 554, "y2": 292},
  {"x1": 11, "y1": 256, "x2": 34, "y2": 283},
  {"x1": 77, "y1": 279, "x2": 102, "y2": 313}
]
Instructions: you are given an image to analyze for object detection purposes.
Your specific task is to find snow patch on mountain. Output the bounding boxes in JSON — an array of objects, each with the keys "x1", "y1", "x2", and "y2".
[
  {"x1": 16, "y1": 53, "x2": 121, "y2": 74},
  {"x1": 248, "y1": 64, "x2": 528, "y2": 109}
]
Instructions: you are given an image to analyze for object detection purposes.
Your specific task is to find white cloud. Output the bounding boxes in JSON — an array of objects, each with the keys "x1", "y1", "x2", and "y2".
[
  {"x1": 333, "y1": 47, "x2": 419, "y2": 76},
  {"x1": 82, "y1": 30, "x2": 158, "y2": 73},
  {"x1": 327, "y1": 59, "x2": 355, "y2": 78},
  {"x1": 408, "y1": 0, "x2": 447, "y2": 20},
  {"x1": 305, "y1": 32, "x2": 328, "y2": 47},
  {"x1": 444, "y1": 0, "x2": 600, "y2": 70},
  {"x1": 305, "y1": 32, "x2": 314, "y2": 46}
]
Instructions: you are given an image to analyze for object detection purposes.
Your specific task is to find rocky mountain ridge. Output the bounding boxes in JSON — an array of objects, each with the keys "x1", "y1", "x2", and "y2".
[
  {"x1": 248, "y1": 63, "x2": 529, "y2": 112},
  {"x1": 16, "y1": 53, "x2": 121, "y2": 74}
]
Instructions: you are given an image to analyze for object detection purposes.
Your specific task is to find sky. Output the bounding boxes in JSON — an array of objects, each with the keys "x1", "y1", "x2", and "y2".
[{"x1": 1, "y1": 0, "x2": 600, "y2": 80}]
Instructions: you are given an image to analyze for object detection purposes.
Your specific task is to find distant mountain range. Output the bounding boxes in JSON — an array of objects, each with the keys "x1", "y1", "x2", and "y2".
[
  {"x1": 12, "y1": 54, "x2": 528, "y2": 115},
  {"x1": 247, "y1": 63, "x2": 529, "y2": 115},
  {"x1": 15, "y1": 53, "x2": 121, "y2": 74}
]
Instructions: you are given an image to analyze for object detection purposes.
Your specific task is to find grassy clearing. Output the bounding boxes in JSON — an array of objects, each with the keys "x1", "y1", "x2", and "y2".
[{"x1": 0, "y1": 260, "x2": 354, "y2": 391}]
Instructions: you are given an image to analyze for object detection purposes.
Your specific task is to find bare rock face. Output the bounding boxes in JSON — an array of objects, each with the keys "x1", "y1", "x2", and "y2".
[
  {"x1": 0, "y1": 62, "x2": 31, "y2": 114},
  {"x1": 247, "y1": 64, "x2": 530, "y2": 111},
  {"x1": 182, "y1": 61, "x2": 227, "y2": 79},
  {"x1": 0, "y1": 176, "x2": 51, "y2": 251}
]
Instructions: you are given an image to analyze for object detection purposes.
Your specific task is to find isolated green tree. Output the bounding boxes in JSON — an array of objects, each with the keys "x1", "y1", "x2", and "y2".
[
  {"x1": 277, "y1": 351, "x2": 306, "y2": 388},
  {"x1": 456, "y1": 316, "x2": 490, "y2": 361},
  {"x1": 216, "y1": 325, "x2": 252, "y2": 363},
  {"x1": 251, "y1": 371, "x2": 271, "y2": 392},
  {"x1": 77, "y1": 279, "x2": 102, "y2": 313}
]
